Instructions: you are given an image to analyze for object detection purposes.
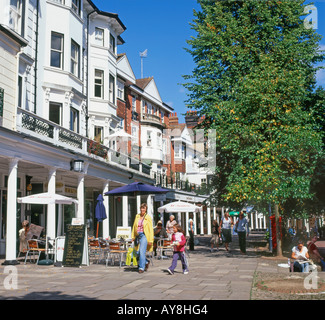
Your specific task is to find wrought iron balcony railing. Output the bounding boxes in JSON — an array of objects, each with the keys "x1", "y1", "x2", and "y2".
[{"x1": 16, "y1": 108, "x2": 151, "y2": 176}]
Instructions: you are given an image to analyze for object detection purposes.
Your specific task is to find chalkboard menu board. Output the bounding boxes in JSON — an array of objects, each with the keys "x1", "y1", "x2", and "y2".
[{"x1": 62, "y1": 224, "x2": 85, "y2": 267}]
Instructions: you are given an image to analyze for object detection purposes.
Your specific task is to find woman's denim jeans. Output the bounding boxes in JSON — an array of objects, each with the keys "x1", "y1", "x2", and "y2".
[
  {"x1": 137, "y1": 232, "x2": 149, "y2": 271},
  {"x1": 293, "y1": 261, "x2": 310, "y2": 273}
]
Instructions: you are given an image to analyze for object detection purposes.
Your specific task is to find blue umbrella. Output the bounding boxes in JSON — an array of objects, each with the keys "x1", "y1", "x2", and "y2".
[
  {"x1": 95, "y1": 194, "x2": 107, "y2": 238},
  {"x1": 104, "y1": 182, "x2": 169, "y2": 197}
]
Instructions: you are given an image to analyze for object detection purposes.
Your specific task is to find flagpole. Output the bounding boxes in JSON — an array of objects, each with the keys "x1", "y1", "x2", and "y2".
[
  {"x1": 140, "y1": 49, "x2": 147, "y2": 79},
  {"x1": 141, "y1": 56, "x2": 143, "y2": 78}
]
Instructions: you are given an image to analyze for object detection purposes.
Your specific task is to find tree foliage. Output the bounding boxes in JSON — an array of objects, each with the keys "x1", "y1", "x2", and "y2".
[{"x1": 184, "y1": 0, "x2": 324, "y2": 213}]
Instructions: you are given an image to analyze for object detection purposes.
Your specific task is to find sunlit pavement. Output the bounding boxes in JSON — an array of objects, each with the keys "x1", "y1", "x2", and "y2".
[{"x1": 0, "y1": 235, "x2": 324, "y2": 300}]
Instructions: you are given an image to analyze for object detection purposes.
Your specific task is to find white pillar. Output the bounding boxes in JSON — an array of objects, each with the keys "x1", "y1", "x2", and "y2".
[
  {"x1": 137, "y1": 195, "x2": 141, "y2": 215},
  {"x1": 47, "y1": 168, "x2": 56, "y2": 240},
  {"x1": 57, "y1": 204, "x2": 63, "y2": 236},
  {"x1": 160, "y1": 200, "x2": 164, "y2": 226},
  {"x1": 77, "y1": 174, "x2": 85, "y2": 223},
  {"x1": 177, "y1": 212, "x2": 181, "y2": 226},
  {"x1": 255, "y1": 212, "x2": 258, "y2": 230},
  {"x1": 213, "y1": 207, "x2": 216, "y2": 221},
  {"x1": 207, "y1": 207, "x2": 211, "y2": 235},
  {"x1": 4, "y1": 158, "x2": 19, "y2": 264},
  {"x1": 122, "y1": 196, "x2": 128, "y2": 227},
  {"x1": 147, "y1": 195, "x2": 153, "y2": 219},
  {"x1": 103, "y1": 181, "x2": 110, "y2": 239},
  {"x1": 185, "y1": 212, "x2": 189, "y2": 237},
  {"x1": 251, "y1": 212, "x2": 254, "y2": 230},
  {"x1": 200, "y1": 208, "x2": 204, "y2": 235},
  {"x1": 194, "y1": 211, "x2": 197, "y2": 235}
]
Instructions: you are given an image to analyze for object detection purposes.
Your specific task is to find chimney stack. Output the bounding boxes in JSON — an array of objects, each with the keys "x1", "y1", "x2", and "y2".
[
  {"x1": 169, "y1": 112, "x2": 179, "y2": 126},
  {"x1": 185, "y1": 110, "x2": 199, "y2": 129}
]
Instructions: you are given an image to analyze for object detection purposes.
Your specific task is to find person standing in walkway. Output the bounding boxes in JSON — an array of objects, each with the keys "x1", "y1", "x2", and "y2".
[
  {"x1": 220, "y1": 212, "x2": 233, "y2": 252},
  {"x1": 167, "y1": 224, "x2": 189, "y2": 275},
  {"x1": 210, "y1": 219, "x2": 220, "y2": 252},
  {"x1": 166, "y1": 215, "x2": 177, "y2": 240},
  {"x1": 188, "y1": 217, "x2": 195, "y2": 251},
  {"x1": 235, "y1": 211, "x2": 249, "y2": 254},
  {"x1": 132, "y1": 203, "x2": 154, "y2": 273}
]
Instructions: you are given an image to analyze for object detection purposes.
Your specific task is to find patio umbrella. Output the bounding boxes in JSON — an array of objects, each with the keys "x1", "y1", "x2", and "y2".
[
  {"x1": 95, "y1": 194, "x2": 107, "y2": 238},
  {"x1": 17, "y1": 192, "x2": 78, "y2": 205},
  {"x1": 104, "y1": 182, "x2": 169, "y2": 197},
  {"x1": 157, "y1": 201, "x2": 201, "y2": 213},
  {"x1": 229, "y1": 211, "x2": 240, "y2": 216},
  {"x1": 106, "y1": 130, "x2": 132, "y2": 140}
]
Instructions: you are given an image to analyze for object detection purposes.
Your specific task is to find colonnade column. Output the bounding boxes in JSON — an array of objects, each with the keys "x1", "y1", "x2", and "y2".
[
  {"x1": 137, "y1": 195, "x2": 141, "y2": 214},
  {"x1": 200, "y1": 208, "x2": 204, "y2": 235},
  {"x1": 102, "y1": 181, "x2": 110, "y2": 239},
  {"x1": 122, "y1": 196, "x2": 128, "y2": 227},
  {"x1": 47, "y1": 167, "x2": 56, "y2": 241},
  {"x1": 3, "y1": 158, "x2": 19, "y2": 265},
  {"x1": 77, "y1": 173, "x2": 85, "y2": 223},
  {"x1": 185, "y1": 212, "x2": 189, "y2": 237},
  {"x1": 194, "y1": 211, "x2": 197, "y2": 235},
  {"x1": 207, "y1": 207, "x2": 211, "y2": 235}
]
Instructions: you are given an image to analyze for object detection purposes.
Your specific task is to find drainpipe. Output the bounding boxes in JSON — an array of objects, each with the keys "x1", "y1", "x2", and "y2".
[
  {"x1": 86, "y1": 9, "x2": 96, "y2": 137},
  {"x1": 33, "y1": 0, "x2": 39, "y2": 114}
]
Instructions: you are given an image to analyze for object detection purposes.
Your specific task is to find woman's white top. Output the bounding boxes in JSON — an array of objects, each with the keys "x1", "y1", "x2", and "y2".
[
  {"x1": 292, "y1": 246, "x2": 308, "y2": 260},
  {"x1": 222, "y1": 217, "x2": 231, "y2": 229}
]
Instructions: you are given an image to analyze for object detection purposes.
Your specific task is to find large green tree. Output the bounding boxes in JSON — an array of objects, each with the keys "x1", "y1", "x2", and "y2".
[{"x1": 184, "y1": 0, "x2": 324, "y2": 255}]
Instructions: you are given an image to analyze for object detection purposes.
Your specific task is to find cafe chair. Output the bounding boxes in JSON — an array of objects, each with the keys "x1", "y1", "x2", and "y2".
[
  {"x1": 89, "y1": 239, "x2": 107, "y2": 264},
  {"x1": 157, "y1": 239, "x2": 173, "y2": 259},
  {"x1": 24, "y1": 239, "x2": 46, "y2": 264},
  {"x1": 106, "y1": 242, "x2": 128, "y2": 268}
]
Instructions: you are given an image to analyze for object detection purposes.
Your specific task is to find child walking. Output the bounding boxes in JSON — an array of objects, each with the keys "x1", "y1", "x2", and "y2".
[{"x1": 167, "y1": 224, "x2": 189, "y2": 275}]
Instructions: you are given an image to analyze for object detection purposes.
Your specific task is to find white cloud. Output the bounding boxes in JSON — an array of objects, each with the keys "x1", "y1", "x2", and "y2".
[{"x1": 316, "y1": 67, "x2": 325, "y2": 85}]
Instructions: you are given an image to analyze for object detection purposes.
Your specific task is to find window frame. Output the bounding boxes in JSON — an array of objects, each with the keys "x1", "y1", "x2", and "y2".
[
  {"x1": 95, "y1": 27, "x2": 104, "y2": 46},
  {"x1": 70, "y1": 107, "x2": 79, "y2": 133},
  {"x1": 94, "y1": 69, "x2": 104, "y2": 99},
  {"x1": 109, "y1": 74, "x2": 115, "y2": 104},
  {"x1": 49, "y1": 102, "x2": 62, "y2": 126},
  {"x1": 109, "y1": 34, "x2": 115, "y2": 54},
  {"x1": 50, "y1": 31, "x2": 64, "y2": 69},
  {"x1": 117, "y1": 79, "x2": 124, "y2": 100},
  {"x1": 70, "y1": 39, "x2": 80, "y2": 78},
  {"x1": 71, "y1": 0, "x2": 81, "y2": 15}
]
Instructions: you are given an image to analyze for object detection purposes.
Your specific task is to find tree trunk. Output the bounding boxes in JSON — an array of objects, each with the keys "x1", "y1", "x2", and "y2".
[{"x1": 274, "y1": 203, "x2": 283, "y2": 257}]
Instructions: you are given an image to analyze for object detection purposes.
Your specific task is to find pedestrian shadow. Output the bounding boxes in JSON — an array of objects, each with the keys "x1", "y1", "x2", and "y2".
[{"x1": 0, "y1": 291, "x2": 98, "y2": 300}]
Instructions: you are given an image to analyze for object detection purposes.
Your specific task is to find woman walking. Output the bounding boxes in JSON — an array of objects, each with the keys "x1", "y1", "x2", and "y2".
[
  {"x1": 131, "y1": 203, "x2": 154, "y2": 273},
  {"x1": 220, "y1": 212, "x2": 233, "y2": 252}
]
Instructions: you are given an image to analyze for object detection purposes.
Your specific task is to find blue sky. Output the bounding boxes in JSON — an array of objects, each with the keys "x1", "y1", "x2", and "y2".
[{"x1": 93, "y1": 0, "x2": 325, "y2": 123}]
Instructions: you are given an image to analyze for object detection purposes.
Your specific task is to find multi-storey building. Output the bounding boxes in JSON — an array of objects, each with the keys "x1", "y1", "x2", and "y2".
[
  {"x1": 0, "y1": 0, "x2": 153, "y2": 264},
  {"x1": 0, "y1": 0, "x2": 219, "y2": 265}
]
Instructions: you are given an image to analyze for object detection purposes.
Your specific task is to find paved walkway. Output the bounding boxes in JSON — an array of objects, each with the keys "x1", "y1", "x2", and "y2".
[{"x1": 0, "y1": 235, "x2": 324, "y2": 301}]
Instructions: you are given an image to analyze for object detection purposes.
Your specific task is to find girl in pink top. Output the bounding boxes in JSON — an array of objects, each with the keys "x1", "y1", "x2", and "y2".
[{"x1": 167, "y1": 224, "x2": 188, "y2": 275}]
